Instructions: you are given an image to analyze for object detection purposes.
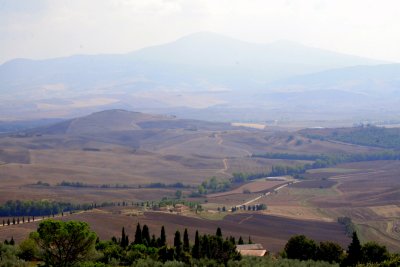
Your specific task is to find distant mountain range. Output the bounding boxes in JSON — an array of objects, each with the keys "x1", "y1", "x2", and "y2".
[{"x1": 0, "y1": 32, "x2": 399, "y2": 122}]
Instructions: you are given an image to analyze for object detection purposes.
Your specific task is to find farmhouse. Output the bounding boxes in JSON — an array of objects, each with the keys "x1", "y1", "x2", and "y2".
[
  {"x1": 172, "y1": 204, "x2": 188, "y2": 213},
  {"x1": 236, "y1": 244, "x2": 267, "y2": 257}
]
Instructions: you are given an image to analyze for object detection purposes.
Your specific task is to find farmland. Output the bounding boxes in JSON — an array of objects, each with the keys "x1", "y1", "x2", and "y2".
[{"x1": 0, "y1": 110, "x2": 399, "y2": 252}]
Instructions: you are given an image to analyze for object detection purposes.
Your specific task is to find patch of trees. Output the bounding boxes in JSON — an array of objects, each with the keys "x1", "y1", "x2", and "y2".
[
  {"x1": 0, "y1": 200, "x2": 93, "y2": 217},
  {"x1": 306, "y1": 125, "x2": 400, "y2": 149},
  {"x1": 284, "y1": 232, "x2": 392, "y2": 266},
  {"x1": 194, "y1": 176, "x2": 231, "y2": 195}
]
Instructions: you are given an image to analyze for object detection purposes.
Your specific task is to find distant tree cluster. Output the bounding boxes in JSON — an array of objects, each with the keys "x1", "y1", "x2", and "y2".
[
  {"x1": 337, "y1": 217, "x2": 356, "y2": 237},
  {"x1": 230, "y1": 204, "x2": 267, "y2": 212},
  {"x1": 306, "y1": 125, "x2": 400, "y2": 149},
  {"x1": 194, "y1": 176, "x2": 231, "y2": 195}
]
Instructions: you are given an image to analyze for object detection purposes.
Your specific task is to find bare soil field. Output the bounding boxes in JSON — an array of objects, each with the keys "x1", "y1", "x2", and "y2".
[
  {"x1": 0, "y1": 209, "x2": 350, "y2": 253},
  {"x1": 207, "y1": 179, "x2": 288, "y2": 198},
  {"x1": 289, "y1": 180, "x2": 336, "y2": 189}
]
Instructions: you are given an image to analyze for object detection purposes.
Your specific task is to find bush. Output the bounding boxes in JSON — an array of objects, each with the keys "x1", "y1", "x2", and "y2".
[
  {"x1": 17, "y1": 238, "x2": 38, "y2": 261},
  {"x1": 0, "y1": 243, "x2": 28, "y2": 267},
  {"x1": 360, "y1": 242, "x2": 389, "y2": 264},
  {"x1": 227, "y1": 256, "x2": 339, "y2": 267}
]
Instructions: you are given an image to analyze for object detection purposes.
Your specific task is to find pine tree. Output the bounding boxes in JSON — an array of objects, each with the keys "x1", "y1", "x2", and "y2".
[
  {"x1": 183, "y1": 228, "x2": 190, "y2": 252},
  {"x1": 134, "y1": 223, "x2": 142, "y2": 244},
  {"x1": 142, "y1": 224, "x2": 151, "y2": 246},
  {"x1": 192, "y1": 230, "x2": 201, "y2": 259},
  {"x1": 238, "y1": 236, "x2": 244, "y2": 245}
]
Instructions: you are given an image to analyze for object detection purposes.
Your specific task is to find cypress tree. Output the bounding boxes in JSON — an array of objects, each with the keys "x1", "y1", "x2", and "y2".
[
  {"x1": 174, "y1": 230, "x2": 182, "y2": 259},
  {"x1": 183, "y1": 228, "x2": 190, "y2": 252},
  {"x1": 134, "y1": 223, "x2": 142, "y2": 244},
  {"x1": 346, "y1": 232, "x2": 362, "y2": 266},
  {"x1": 9, "y1": 237, "x2": 14, "y2": 246},
  {"x1": 142, "y1": 224, "x2": 151, "y2": 246},
  {"x1": 238, "y1": 236, "x2": 244, "y2": 244},
  {"x1": 150, "y1": 234, "x2": 157, "y2": 247},
  {"x1": 216, "y1": 227, "x2": 222, "y2": 238},
  {"x1": 121, "y1": 227, "x2": 127, "y2": 248},
  {"x1": 201, "y1": 235, "x2": 210, "y2": 258},
  {"x1": 248, "y1": 236, "x2": 253, "y2": 244},
  {"x1": 159, "y1": 226, "x2": 166, "y2": 247},
  {"x1": 192, "y1": 230, "x2": 201, "y2": 259}
]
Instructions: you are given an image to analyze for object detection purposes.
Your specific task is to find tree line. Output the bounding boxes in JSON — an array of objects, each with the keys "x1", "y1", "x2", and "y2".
[{"x1": 0, "y1": 200, "x2": 93, "y2": 217}]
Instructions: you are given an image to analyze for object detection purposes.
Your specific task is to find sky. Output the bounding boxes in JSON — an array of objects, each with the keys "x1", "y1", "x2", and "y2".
[{"x1": 0, "y1": 0, "x2": 400, "y2": 64}]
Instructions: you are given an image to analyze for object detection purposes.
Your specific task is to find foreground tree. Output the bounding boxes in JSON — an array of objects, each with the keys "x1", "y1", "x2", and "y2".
[
  {"x1": 317, "y1": 241, "x2": 344, "y2": 263},
  {"x1": 30, "y1": 219, "x2": 97, "y2": 267},
  {"x1": 192, "y1": 230, "x2": 200, "y2": 259},
  {"x1": 142, "y1": 224, "x2": 151, "y2": 246},
  {"x1": 183, "y1": 228, "x2": 190, "y2": 252},
  {"x1": 159, "y1": 226, "x2": 166, "y2": 247},
  {"x1": 360, "y1": 241, "x2": 389, "y2": 264},
  {"x1": 344, "y1": 232, "x2": 362, "y2": 266},
  {"x1": 284, "y1": 235, "x2": 317, "y2": 261},
  {"x1": 134, "y1": 223, "x2": 142, "y2": 244},
  {"x1": 174, "y1": 230, "x2": 182, "y2": 259}
]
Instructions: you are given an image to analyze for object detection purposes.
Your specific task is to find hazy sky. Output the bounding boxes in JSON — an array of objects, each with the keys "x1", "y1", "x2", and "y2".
[{"x1": 1, "y1": 0, "x2": 399, "y2": 64}]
